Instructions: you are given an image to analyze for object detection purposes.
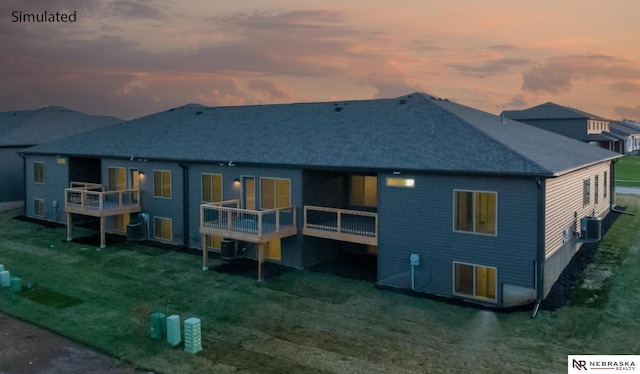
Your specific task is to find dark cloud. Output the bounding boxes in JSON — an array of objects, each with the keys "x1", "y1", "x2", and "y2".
[
  {"x1": 487, "y1": 44, "x2": 522, "y2": 51},
  {"x1": 610, "y1": 81, "x2": 640, "y2": 93},
  {"x1": 614, "y1": 105, "x2": 640, "y2": 122},
  {"x1": 105, "y1": 0, "x2": 166, "y2": 20},
  {"x1": 498, "y1": 94, "x2": 528, "y2": 109},
  {"x1": 522, "y1": 54, "x2": 640, "y2": 94},
  {"x1": 448, "y1": 58, "x2": 530, "y2": 78}
]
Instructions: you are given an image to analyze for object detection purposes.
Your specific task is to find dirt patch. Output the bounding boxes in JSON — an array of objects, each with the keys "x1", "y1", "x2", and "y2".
[{"x1": 0, "y1": 313, "x2": 142, "y2": 374}]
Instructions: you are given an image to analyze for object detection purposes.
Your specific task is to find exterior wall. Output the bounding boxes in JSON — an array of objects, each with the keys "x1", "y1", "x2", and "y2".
[
  {"x1": 0, "y1": 147, "x2": 27, "y2": 202},
  {"x1": 24, "y1": 154, "x2": 69, "y2": 223},
  {"x1": 543, "y1": 161, "x2": 612, "y2": 296},
  {"x1": 516, "y1": 119, "x2": 588, "y2": 141},
  {"x1": 377, "y1": 173, "x2": 539, "y2": 307}
]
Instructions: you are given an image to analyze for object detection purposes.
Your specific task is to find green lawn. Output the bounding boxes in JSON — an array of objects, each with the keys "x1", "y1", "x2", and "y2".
[
  {"x1": 615, "y1": 155, "x2": 640, "y2": 186},
  {"x1": 1, "y1": 196, "x2": 640, "y2": 373}
]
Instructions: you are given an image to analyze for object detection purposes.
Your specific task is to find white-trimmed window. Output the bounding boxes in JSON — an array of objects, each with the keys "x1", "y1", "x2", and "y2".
[
  {"x1": 583, "y1": 178, "x2": 591, "y2": 206},
  {"x1": 202, "y1": 173, "x2": 222, "y2": 203},
  {"x1": 260, "y1": 178, "x2": 290, "y2": 209},
  {"x1": 34, "y1": 162, "x2": 45, "y2": 184},
  {"x1": 154, "y1": 217, "x2": 172, "y2": 241},
  {"x1": 386, "y1": 177, "x2": 415, "y2": 188},
  {"x1": 453, "y1": 262, "x2": 497, "y2": 302},
  {"x1": 34, "y1": 199, "x2": 45, "y2": 217},
  {"x1": 453, "y1": 190, "x2": 497, "y2": 235},
  {"x1": 153, "y1": 170, "x2": 172, "y2": 198}
]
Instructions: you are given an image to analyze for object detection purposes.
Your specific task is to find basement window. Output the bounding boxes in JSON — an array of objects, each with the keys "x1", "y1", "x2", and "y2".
[
  {"x1": 154, "y1": 217, "x2": 172, "y2": 241},
  {"x1": 453, "y1": 262, "x2": 497, "y2": 302},
  {"x1": 386, "y1": 177, "x2": 415, "y2": 188},
  {"x1": 34, "y1": 199, "x2": 45, "y2": 218}
]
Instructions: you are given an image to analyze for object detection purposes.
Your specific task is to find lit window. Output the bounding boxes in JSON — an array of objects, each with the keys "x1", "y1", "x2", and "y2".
[
  {"x1": 34, "y1": 162, "x2": 45, "y2": 184},
  {"x1": 386, "y1": 177, "x2": 415, "y2": 188},
  {"x1": 351, "y1": 175, "x2": 377, "y2": 207},
  {"x1": 260, "y1": 178, "x2": 290, "y2": 209},
  {"x1": 153, "y1": 170, "x2": 171, "y2": 198},
  {"x1": 154, "y1": 217, "x2": 172, "y2": 241},
  {"x1": 454, "y1": 262, "x2": 497, "y2": 301},
  {"x1": 202, "y1": 174, "x2": 222, "y2": 203},
  {"x1": 454, "y1": 190, "x2": 497, "y2": 235}
]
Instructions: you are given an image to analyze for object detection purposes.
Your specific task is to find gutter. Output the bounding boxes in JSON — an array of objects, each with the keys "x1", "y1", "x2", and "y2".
[{"x1": 178, "y1": 162, "x2": 190, "y2": 248}]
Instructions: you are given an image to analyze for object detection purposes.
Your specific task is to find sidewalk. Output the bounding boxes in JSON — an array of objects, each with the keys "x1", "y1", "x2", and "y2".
[{"x1": 616, "y1": 187, "x2": 640, "y2": 195}]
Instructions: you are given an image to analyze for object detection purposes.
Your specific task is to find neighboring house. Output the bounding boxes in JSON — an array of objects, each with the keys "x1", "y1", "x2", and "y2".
[
  {"x1": 611, "y1": 120, "x2": 640, "y2": 154},
  {"x1": 0, "y1": 106, "x2": 121, "y2": 208},
  {"x1": 501, "y1": 102, "x2": 625, "y2": 153},
  {"x1": 22, "y1": 93, "x2": 620, "y2": 308}
]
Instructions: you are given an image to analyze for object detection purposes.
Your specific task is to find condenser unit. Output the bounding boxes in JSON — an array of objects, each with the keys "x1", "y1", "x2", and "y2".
[
  {"x1": 220, "y1": 239, "x2": 238, "y2": 261},
  {"x1": 580, "y1": 216, "x2": 602, "y2": 241}
]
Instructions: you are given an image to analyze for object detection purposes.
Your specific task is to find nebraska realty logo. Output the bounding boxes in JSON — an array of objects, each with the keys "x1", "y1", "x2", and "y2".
[{"x1": 569, "y1": 355, "x2": 639, "y2": 372}]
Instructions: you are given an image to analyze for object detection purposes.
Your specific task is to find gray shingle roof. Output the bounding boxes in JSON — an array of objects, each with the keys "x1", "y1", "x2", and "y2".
[
  {"x1": 501, "y1": 102, "x2": 608, "y2": 121},
  {"x1": 24, "y1": 93, "x2": 620, "y2": 177},
  {"x1": 0, "y1": 106, "x2": 122, "y2": 147}
]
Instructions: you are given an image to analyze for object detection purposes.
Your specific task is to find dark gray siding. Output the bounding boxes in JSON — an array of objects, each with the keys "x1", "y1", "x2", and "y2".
[
  {"x1": 0, "y1": 147, "x2": 26, "y2": 202},
  {"x1": 515, "y1": 118, "x2": 588, "y2": 141},
  {"x1": 377, "y1": 173, "x2": 538, "y2": 307},
  {"x1": 24, "y1": 155, "x2": 69, "y2": 223}
]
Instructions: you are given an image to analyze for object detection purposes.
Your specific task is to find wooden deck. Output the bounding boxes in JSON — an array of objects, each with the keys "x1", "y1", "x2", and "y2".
[
  {"x1": 199, "y1": 199, "x2": 297, "y2": 243},
  {"x1": 303, "y1": 206, "x2": 378, "y2": 246},
  {"x1": 64, "y1": 182, "x2": 141, "y2": 248}
]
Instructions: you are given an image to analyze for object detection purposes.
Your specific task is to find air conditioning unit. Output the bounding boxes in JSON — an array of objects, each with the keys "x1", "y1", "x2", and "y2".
[
  {"x1": 220, "y1": 239, "x2": 238, "y2": 260},
  {"x1": 580, "y1": 216, "x2": 602, "y2": 241}
]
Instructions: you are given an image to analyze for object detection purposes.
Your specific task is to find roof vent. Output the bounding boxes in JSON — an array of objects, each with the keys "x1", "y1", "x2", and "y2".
[
  {"x1": 169, "y1": 108, "x2": 175, "y2": 112},
  {"x1": 335, "y1": 107, "x2": 343, "y2": 112},
  {"x1": 196, "y1": 111, "x2": 203, "y2": 115},
  {"x1": 399, "y1": 99, "x2": 407, "y2": 105}
]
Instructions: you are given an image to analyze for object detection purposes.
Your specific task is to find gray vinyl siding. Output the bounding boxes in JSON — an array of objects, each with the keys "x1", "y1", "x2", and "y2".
[
  {"x1": 514, "y1": 119, "x2": 589, "y2": 141},
  {"x1": 0, "y1": 147, "x2": 26, "y2": 202},
  {"x1": 377, "y1": 173, "x2": 538, "y2": 307},
  {"x1": 542, "y1": 161, "x2": 612, "y2": 296},
  {"x1": 24, "y1": 155, "x2": 69, "y2": 223}
]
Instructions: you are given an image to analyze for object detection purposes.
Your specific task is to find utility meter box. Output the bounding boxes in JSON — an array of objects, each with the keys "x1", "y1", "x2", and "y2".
[{"x1": 409, "y1": 253, "x2": 420, "y2": 266}]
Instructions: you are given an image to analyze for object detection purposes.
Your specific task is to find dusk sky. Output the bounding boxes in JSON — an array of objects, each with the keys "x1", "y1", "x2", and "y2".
[{"x1": 2, "y1": 0, "x2": 640, "y2": 120}]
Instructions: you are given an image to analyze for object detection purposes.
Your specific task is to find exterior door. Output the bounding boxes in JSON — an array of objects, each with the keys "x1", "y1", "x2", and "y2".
[
  {"x1": 108, "y1": 167, "x2": 129, "y2": 232},
  {"x1": 243, "y1": 176, "x2": 255, "y2": 210}
]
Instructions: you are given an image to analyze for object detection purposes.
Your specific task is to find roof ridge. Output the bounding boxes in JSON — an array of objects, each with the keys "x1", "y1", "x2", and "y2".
[{"x1": 429, "y1": 98, "x2": 552, "y2": 174}]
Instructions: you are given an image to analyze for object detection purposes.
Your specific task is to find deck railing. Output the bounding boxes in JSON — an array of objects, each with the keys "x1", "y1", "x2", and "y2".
[
  {"x1": 65, "y1": 182, "x2": 140, "y2": 212},
  {"x1": 200, "y1": 200, "x2": 296, "y2": 239},
  {"x1": 303, "y1": 206, "x2": 377, "y2": 239}
]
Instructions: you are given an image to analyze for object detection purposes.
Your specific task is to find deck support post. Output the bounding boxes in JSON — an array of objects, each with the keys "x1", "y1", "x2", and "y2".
[
  {"x1": 202, "y1": 235, "x2": 209, "y2": 270},
  {"x1": 258, "y1": 243, "x2": 264, "y2": 282},
  {"x1": 99, "y1": 217, "x2": 106, "y2": 248},
  {"x1": 66, "y1": 213, "x2": 73, "y2": 241}
]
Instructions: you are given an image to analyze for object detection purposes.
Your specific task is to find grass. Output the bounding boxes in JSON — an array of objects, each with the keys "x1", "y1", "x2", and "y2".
[
  {"x1": 1, "y1": 197, "x2": 640, "y2": 373},
  {"x1": 615, "y1": 155, "x2": 640, "y2": 186}
]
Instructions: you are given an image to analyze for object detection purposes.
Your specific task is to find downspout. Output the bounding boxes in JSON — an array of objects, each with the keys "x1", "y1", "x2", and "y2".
[
  {"x1": 532, "y1": 177, "x2": 546, "y2": 319},
  {"x1": 18, "y1": 153, "x2": 26, "y2": 216},
  {"x1": 178, "y1": 162, "x2": 190, "y2": 249}
]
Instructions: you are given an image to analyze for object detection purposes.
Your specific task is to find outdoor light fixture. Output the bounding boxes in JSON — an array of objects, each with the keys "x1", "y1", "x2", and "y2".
[{"x1": 233, "y1": 178, "x2": 240, "y2": 186}]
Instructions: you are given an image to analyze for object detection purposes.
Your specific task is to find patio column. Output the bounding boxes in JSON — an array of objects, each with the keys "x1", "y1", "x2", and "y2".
[
  {"x1": 258, "y1": 243, "x2": 264, "y2": 282},
  {"x1": 99, "y1": 217, "x2": 106, "y2": 248},
  {"x1": 66, "y1": 212, "x2": 72, "y2": 241},
  {"x1": 202, "y1": 235, "x2": 209, "y2": 270}
]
